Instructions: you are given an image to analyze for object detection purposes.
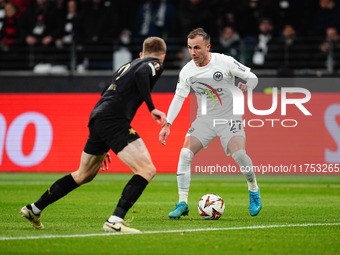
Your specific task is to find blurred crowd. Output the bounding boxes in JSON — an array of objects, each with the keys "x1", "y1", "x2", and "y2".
[{"x1": 0, "y1": 0, "x2": 339, "y2": 72}]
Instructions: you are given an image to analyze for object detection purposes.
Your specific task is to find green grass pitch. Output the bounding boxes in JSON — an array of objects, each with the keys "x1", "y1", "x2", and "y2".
[{"x1": 0, "y1": 173, "x2": 339, "y2": 255}]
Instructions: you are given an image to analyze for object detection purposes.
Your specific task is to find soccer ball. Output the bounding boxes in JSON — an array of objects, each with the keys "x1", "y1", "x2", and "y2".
[{"x1": 198, "y1": 193, "x2": 225, "y2": 220}]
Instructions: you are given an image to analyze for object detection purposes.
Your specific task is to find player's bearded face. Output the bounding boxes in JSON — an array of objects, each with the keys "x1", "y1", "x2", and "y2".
[{"x1": 187, "y1": 37, "x2": 211, "y2": 66}]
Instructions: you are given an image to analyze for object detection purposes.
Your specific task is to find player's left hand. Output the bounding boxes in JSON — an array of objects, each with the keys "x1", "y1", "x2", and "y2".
[
  {"x1": 237, "y1": 82, "x2": 249, "y2": 93},
  {"x1": 151, "y1": 109, "x2": 167, "y2": 126},
  {"x1": 159, "y1": 123, "x2": 171, "y2": 145},
  {"x1": 100, "y1": 152, "x2": 111, "y2": 171}
]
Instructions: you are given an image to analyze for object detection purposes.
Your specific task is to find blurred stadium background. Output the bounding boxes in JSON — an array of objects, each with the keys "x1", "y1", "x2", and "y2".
[
  {"x1": 1, "y1": 0, "x2": 340, "y2": 74},
  {"x1": 0, "y1": 0, "x2": 340, "y2": 173}
]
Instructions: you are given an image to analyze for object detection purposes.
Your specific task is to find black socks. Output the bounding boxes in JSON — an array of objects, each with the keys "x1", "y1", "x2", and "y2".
[
  {"x1": 113, "y1": 175, "x2": 148, "y2": 219},
  {"x1": 31, "y1": 173, "x2": 148, "y2": 220},
  {"x1": 34, "y1": 174, "x2": 79, "y2": 211}
]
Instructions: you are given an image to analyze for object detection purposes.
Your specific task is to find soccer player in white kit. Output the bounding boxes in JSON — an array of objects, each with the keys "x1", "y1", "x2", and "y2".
[{"x1": 159, "y1": 28, "x2": 262, "y2": 218}]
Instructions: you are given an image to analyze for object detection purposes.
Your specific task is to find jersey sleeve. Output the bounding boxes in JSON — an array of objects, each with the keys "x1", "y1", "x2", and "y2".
[
  {"x1": 225, "y1": 55, "x2": 251, "y2": 80},
  {"x1": 134, "y1": 63, "x2": 156, "y2": 112},
  {"x1": 175, "y1": 69, "x2": 190, "y2": 98}
]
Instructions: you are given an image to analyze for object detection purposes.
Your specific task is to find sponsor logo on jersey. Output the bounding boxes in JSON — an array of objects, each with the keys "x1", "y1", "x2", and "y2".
[
  {"x1": 233, "y1": 60, "x2": 246, "y2": 72},
  {"x1": 195, "y1": 82, "x2": 223, "y2": 106},
  {"x1": 213, "y1": 71, "x2": 223, "y2": 81}
]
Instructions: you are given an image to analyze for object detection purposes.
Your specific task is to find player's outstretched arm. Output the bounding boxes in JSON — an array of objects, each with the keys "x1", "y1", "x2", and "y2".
[
  {"x1": 151, "y1": 109, "x2": 167, "y2": 126},
  {"x1": 158, "y1": 94, "x2": 186, "y2": 145}
]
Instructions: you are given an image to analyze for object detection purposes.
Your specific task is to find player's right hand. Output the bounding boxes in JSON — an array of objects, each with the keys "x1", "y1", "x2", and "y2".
[
  {"x1": 100, "y1": 152, "x2": 111, "y2": 171},
  {"x1": 159, "y1": 123, "x2": 171, "y2": 145},
  {"x1": 237, "y1": 82, "x2": 249, "y2": 92},
  {"x1": 151, "y1": 109, "x2": 167, "y2": 126}
]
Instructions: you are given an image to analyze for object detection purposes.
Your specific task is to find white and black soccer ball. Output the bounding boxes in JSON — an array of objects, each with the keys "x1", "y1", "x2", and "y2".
[{"x1": 198, "y1": 193, "x2": 225, "y2": 220}]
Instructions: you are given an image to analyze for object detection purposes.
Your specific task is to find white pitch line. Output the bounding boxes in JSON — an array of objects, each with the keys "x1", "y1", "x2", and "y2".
[{"x1": 1, "y1": 222, "x2": 339, "y2": 241}]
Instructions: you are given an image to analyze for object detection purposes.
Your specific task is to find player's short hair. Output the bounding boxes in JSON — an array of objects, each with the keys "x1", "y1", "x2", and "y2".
[
  {"x1": 143, "y1": 37, "x2": 167, "y2": 55},
  {"x1": 187, "y1": 28, "x2": 210, "y2": 44}
]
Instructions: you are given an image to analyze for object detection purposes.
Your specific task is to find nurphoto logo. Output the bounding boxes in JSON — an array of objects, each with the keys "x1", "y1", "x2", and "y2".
[{"x1": 200, "y1": 87, "x2": 312, "y2": 128}]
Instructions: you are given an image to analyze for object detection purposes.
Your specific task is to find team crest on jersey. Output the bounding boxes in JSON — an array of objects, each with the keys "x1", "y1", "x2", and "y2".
[
  {"x1": 153, "y1": 62, "x2": 160, "y2": 71},
  {"x1": 213, "y1": 71, "x2": 223, "y2": 81}
]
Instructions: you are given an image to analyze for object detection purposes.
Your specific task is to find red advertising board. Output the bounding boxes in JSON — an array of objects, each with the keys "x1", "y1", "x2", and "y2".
[
  {"x1": 0, "y1": 93, "x2": 189, "y2": 173},
  {"x1": 0, "y1": 93, "x2": 339, "y2": 174},
  {"x1": 192, "y1": 93, "x2": 340, "y2": 175}
]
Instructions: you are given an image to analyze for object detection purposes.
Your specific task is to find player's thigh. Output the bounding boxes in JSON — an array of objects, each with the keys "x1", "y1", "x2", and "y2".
[
  {"x1": 227, "y1": 135, "x2": 246, "y2": 155},
  {"x1": 186, "y1": 117, "x2": 216, "y2": 152},
  {"x1": 183, "y1": 136, "x2": 204, "y2": 155},
  {"x1": 219, "y1": 122, "x2": 245, "y2": 156},
  {"x1": 72, "y1": 151, "x2": 107, "y2": 184},
  {"x1": 117, "y1": 138, "x2": 155, "y2": 181}
]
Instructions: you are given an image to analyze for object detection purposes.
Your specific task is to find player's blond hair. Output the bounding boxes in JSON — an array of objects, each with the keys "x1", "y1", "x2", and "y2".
[
  {"x1": 187, "y1": 28, "x2": 211, "y2": 44},
  {"x1": 143, "y1": 37, "x2": 167, "y2": 55}
]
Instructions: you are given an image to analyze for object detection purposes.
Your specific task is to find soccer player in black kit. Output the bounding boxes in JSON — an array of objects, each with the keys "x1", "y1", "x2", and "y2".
[{"x1": 20, "y1": 37, "x2": 167, "y2": 233}]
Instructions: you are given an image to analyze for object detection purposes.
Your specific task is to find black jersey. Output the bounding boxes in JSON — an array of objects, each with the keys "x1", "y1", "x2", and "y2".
[{"x1": 89, "y1": 57, "x2": 163, "y2": 123}]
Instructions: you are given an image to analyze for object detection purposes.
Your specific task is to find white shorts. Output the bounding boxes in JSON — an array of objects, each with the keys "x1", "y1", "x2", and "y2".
[{"x1": 186, "y1": 117, "x2": 245, "y2": 156}]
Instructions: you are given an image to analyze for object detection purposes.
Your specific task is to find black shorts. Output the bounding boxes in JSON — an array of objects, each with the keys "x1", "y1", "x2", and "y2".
[{"x1": 83, "y1": 117, "x2": 140, "y2": 155}]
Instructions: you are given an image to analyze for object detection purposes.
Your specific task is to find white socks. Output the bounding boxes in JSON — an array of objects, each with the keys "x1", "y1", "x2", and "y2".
[
  {"x1": 108, "y1": 215, "x2": 124, "y2": 223},
  {"x1": 31, "y1": 203, "x2": 41, "y2": 215},
  {"x1": 176, "y1": 148, "x2": 258, "y2": 205},
  {"x1": 177, "y1": 148, "x2": 194, "y2": 203},
  {"x1": 232, "y1": 149, "x2": 258, "y2": 192}
]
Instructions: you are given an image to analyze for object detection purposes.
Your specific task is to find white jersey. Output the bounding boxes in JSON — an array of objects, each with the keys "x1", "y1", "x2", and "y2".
[{"x1": 175, "y1": 53, "x2": 251, "y2": 119}]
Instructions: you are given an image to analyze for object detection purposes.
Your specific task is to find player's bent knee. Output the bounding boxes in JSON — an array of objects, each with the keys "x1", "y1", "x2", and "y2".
[
  {"x1": 72, "y1": 166, "x2": 100, "y2": 185},
  {"x1": 72, "y1": 172, "x2": 92, "y2": 185},
  {"x1": 232, "y1": 149, "x2": 246, "y2": 162},
  {"x1": 84, "y1": 172, "x2": 97, "y2": 183},
  {"x1": 177, "y1": 148, "x2": 194, "y2": 175},
  {"x1": 232, "y1": 149, "x2": 253, "y2": 168},
  {"x1": 179, "y1": 148, "x2": 194, "y2": 164},
  {"x1": 136, "y1": 163, "x2": 156, "y2": 182},
  {"x1": 146, "y1": 163, "x2": 156, "y2": 177}
]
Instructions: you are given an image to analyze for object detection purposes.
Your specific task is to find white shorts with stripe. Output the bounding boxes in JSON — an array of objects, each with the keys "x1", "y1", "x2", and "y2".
[{"x1": 186, "y1": 116, "x2": 245, "y2": 156}]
